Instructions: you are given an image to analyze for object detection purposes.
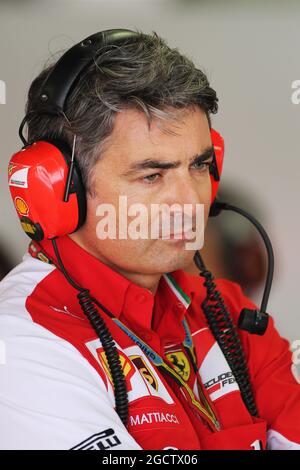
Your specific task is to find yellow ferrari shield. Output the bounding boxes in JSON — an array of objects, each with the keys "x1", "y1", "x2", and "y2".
[{"x1": 166, "y1": 351, "x2": 191, "y2": 381}]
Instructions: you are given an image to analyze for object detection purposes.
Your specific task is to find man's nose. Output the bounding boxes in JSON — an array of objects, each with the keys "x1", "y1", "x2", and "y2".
[
  {"x1": 167, "y1": 174, "x2": 202, "y2": 207},
  {"x1": 161, "y1": 174, "x2": 205, "y2": 230}
]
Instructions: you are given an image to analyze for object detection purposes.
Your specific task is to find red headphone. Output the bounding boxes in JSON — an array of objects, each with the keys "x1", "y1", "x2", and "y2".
[{"x1": 8, "y1": 29, "x2": 224, "y2": 241}]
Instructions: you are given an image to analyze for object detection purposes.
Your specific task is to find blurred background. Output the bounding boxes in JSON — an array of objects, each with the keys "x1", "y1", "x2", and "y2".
[{"x1": 0, "y1": 0, "x2": 299, "y2": 341}]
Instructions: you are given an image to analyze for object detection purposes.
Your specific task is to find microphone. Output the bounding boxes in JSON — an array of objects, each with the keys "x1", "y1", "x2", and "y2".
[{"x1": 208, "y1": 198, "x2": 273, "y2": 335}]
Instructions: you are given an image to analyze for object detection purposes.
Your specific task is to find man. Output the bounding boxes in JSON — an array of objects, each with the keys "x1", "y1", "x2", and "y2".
[{"x1": 0, "y1": 29, "x2": 299, "y2": 450}]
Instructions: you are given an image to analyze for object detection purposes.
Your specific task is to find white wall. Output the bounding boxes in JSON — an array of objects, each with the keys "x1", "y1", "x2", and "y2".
[{"x1": 0, "y1": 0, "x2": 299, "y2": 342}]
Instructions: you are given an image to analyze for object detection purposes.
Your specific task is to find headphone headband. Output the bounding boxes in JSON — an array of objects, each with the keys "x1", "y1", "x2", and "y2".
[{"x1": 35, "y1": 29, "x2": 138, "y2": 114}]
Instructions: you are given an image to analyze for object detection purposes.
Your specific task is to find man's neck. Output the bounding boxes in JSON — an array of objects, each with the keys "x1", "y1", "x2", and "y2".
[{"x1": 68, "y1": 233, "x2": 160, "y2": 295}]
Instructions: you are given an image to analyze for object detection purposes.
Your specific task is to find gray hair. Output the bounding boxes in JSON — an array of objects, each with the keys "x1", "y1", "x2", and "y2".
[{"x1": 26, "y1": 30, "x2": 218, "y2": 195}]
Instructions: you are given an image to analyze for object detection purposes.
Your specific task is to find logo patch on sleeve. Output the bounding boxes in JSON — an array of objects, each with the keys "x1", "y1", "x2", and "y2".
[{"x1": 71, "y1": 428, "x2": 121, "y2": 450}]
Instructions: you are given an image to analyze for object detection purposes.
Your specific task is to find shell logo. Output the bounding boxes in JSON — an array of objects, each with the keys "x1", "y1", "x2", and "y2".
[
  {"x1": 8, "y1": 163, "x2": 17, "y2": 176},
  {"x1": 14, "y1": 196, "x2": 29, "y2": 216}
]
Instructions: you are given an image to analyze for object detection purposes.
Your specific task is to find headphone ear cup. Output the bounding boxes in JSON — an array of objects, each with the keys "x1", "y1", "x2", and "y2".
[
  {"x1": 210, "y1": 128, "x2": 224, "y2": 204},
  {"x1": 8, "y1": 140, "x2": 86, "y2": 240}
]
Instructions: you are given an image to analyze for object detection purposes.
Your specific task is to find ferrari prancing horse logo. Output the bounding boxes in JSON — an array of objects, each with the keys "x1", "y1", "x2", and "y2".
[{"x1": 166, "y1": 351, "x2": 191, "y2": 381}]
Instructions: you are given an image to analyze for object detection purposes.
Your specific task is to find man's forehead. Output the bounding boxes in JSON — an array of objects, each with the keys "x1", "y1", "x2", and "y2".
[{"x1": 102, "y1": 107, "x2": 211, "y2": 165}]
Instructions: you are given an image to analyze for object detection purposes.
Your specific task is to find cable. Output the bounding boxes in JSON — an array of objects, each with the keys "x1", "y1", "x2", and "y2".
[
  {"x1": 18, "y1": 114, "x2": 30, "y2": 147},
  {"x1": 209, "y1": 200, "x2": 274, "y2": 314},
  {"x1": 51, "y1": 237, "x2": 129, "y2": 427},
  {"x1": 194, "y1": 250, "x2": 258, "y2": 417},
  {"x1": 194, "y1": 197, "x2": 275, "y2": 415}
]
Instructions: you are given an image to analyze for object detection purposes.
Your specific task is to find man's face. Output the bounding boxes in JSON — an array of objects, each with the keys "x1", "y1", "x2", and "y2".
[{"x1": 75, "y1": 105, "x2": 213, "y2": 277}]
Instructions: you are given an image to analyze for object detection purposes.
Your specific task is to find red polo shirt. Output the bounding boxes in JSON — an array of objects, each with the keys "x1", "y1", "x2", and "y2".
[{"x1": 0, "y1": 234, "x2": 299, "y2": 450}]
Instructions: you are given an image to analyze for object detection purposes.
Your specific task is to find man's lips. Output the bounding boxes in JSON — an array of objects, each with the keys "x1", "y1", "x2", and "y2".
[{"x1": 159, "y1": 227, "x2": 196, "y2": 240}]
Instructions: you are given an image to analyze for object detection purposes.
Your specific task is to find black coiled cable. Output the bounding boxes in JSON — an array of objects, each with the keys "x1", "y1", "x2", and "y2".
[
  {"x1": 77, "y1": 290, "x2": 129, "y2": 426},
  {"x1": 194, "y1": 250, "x2": 258, "y2": 417},
  {"x1": 51, "y1": 238, "x2": 129, "y2": 427}
]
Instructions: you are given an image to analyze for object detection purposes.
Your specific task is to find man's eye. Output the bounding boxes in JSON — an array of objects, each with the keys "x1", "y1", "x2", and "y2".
[
  {"x1": 191, "y1": 160, "x2": 213, "y2": 171},
  {"x1": 142, "y1": 173, "x2": 161, "y2": 184}
]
